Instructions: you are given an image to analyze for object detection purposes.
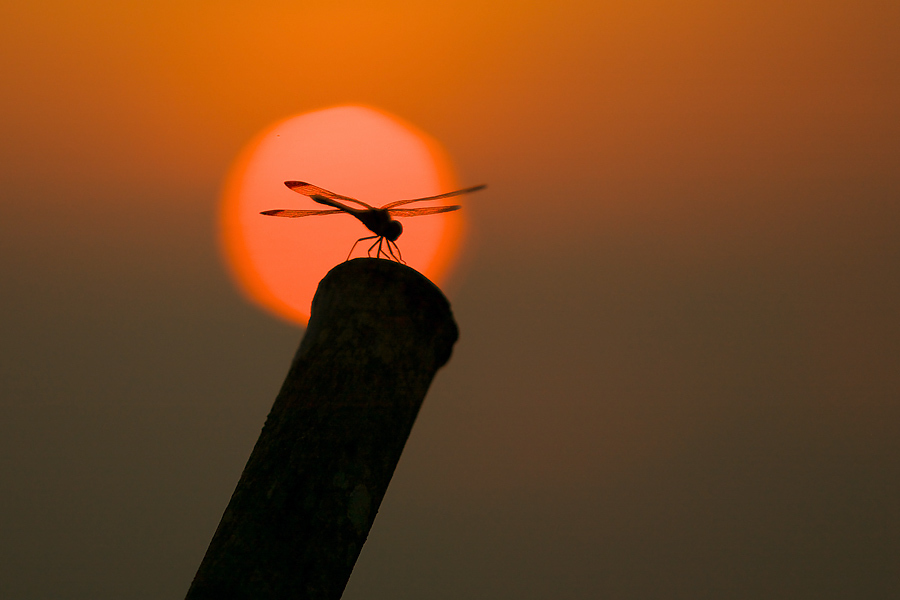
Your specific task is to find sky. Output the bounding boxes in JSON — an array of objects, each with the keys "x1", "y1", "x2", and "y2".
[{"x1": 1, "y1": 1, "x2": 899, "y2": 598}]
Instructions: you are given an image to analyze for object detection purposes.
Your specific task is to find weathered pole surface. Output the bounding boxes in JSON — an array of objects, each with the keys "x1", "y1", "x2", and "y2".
[{"x1": 186, "y1": 258, "x2": 458, "y2": 600}]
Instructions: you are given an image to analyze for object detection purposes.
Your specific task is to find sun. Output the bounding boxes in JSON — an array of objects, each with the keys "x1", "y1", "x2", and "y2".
[{"x1": 219, "y1": 105, "x2": 466, "y2": 326}]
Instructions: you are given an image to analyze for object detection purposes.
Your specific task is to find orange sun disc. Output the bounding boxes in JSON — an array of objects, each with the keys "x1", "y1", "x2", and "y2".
[{"x1": 219, "y1": 105, "x2": 465, "y2": 326}]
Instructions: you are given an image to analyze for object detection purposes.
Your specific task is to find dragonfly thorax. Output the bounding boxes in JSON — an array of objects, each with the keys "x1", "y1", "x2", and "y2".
[{"x1": 356, "y1": 208, "x2": 403, "y2": 241}]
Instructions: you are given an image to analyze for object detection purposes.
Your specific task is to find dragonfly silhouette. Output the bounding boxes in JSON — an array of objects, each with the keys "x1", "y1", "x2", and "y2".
[{"x1": 261, "y1": 181, "x2": 486, "y2": 263}]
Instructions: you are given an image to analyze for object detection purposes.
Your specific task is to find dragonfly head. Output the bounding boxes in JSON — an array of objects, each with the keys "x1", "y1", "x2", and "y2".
[{"x1": 385, "y1": 220, "x2": 402, "y2": 241}]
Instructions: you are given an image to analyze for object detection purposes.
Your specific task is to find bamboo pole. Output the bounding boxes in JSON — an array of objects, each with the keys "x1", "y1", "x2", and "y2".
[{"x1": 186, "y1": 258, "x2": 459, "y2": 599}]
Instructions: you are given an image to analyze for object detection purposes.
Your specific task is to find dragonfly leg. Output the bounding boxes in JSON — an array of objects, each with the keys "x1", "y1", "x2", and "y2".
[
  {"x1": 386, "y1": 239, "x2": 405, "y2": 264},
  {"x1": 348, "y1": 235, "x2": 379, "y2": 261},
  {"x1": 377, "y1": 237, "x2": 392, "y2": 260},
  {"x1": 366, "y1": 236, "x2": 383, "y2": 258}
]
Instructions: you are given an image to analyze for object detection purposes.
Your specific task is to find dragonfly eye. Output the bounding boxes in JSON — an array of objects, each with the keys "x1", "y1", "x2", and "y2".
[{"x1": 385, "y1": 221, "x2": 403, "y2": 241}]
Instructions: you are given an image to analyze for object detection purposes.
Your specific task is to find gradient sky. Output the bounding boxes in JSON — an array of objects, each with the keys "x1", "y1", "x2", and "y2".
[{"x1": 2, "y1": 1, "x2": 899, "y2": 598}]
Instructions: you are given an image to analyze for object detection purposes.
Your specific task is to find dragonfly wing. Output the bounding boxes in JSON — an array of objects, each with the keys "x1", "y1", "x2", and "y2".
[
  {"x1": 388, "y1": 205, "x2": 462, "y2": 217},
  {"x1": 380, "y1": 184, "x2": 486, "y2": 208},
  {"x1": 284, "y1": 181, "x2": 374, "y2": 209},
  {"x1": 260, "y1": 209, "x2": 344, "y2": 217}
]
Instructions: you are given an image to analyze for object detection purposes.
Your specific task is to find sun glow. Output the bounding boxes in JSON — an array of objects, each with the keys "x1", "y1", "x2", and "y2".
[{"x1": 220, "y1": 105, "x2": 465, "y2": 325}]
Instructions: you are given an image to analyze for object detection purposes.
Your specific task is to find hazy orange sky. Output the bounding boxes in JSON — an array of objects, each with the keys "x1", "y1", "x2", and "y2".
[{"x1": 2, "y1": 1, "x2": 898, "y2": 598}]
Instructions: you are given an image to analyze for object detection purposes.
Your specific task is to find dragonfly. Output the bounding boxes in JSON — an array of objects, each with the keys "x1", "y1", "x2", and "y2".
[{"x1": 261, "y1": 181, "x2": 487, "y2": 263}]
